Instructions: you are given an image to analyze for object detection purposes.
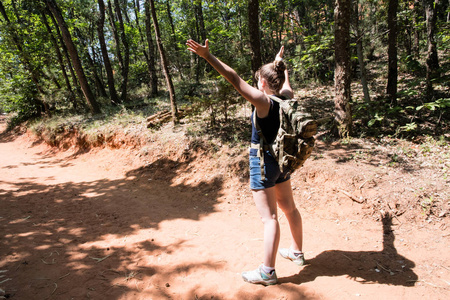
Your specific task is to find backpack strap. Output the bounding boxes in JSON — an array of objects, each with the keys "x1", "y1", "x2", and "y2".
[{"x1": 252, "y1": 112, "x2": 267, "y2": 180}]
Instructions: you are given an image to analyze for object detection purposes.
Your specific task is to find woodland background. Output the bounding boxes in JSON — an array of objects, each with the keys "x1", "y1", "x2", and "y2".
[{"x1": 0, "y1": 0, "x2": 449, "y2": 139}]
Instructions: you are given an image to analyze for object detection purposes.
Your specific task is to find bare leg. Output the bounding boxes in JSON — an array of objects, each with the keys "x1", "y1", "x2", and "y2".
[
  {"x1": 275, "y1": 179, "x2": 303, "y2": 252},
  {"x1": 252, "y1": 187, "x2": 280, "y2": 268}
]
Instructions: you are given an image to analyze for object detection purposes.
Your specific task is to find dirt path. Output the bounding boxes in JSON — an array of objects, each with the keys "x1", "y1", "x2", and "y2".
[{"x1": 0, "y1": 117, "x2": 449, "y2": 299}]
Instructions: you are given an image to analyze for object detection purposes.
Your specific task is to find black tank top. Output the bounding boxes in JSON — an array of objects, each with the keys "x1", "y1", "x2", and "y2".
[{"x1": 250, "y1": 95, "x2": 285, "y2": 156}]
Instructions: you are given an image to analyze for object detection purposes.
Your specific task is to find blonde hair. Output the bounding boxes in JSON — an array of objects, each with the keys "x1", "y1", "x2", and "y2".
[{"x1": 255, "y1": 60, "x2": 286, "y2": 93}]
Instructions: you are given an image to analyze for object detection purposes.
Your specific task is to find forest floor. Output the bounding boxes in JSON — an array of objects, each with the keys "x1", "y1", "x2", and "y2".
[{"x1": 0, "y1": 109, "x2": 449, "y2": 300}]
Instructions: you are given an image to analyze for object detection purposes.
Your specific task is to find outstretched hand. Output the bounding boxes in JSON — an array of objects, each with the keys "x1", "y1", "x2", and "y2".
[
  {"x1": 186, "y1": 39, "x2": 210, "y2": 59},
  {"x1": 275, "y1": 45, "x2": 284, "y2": 62}
]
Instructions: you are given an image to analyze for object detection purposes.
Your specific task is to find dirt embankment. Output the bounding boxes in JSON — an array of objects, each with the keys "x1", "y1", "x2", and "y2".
[{"x1": 1, "y1": 115, "x2": 449, "y2": 299}]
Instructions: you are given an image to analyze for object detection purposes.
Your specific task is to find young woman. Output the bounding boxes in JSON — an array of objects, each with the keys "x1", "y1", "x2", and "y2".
[{"x1": 186, "y1": 39, "x2": 305, "y2": 285}]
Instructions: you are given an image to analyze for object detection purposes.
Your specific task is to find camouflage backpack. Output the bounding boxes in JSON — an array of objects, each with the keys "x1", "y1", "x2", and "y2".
[{"x1": 252, "y1": 95, "x2": 317, "y2": 180}]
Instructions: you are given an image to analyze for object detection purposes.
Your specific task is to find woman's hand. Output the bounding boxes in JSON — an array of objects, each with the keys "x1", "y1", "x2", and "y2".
[
  {"x1": 275, "y1": 45, "x2": 284, "y2": 62},
  {"x1": 186, "y1": 39, "x2": 210, "y2": 59}
]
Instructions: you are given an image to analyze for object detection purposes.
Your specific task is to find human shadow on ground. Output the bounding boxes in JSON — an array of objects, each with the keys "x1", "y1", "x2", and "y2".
[
  {"x1": 279, "y1": 213, "x2": 418, "y2": 287},
  {"x1": 0, "y1": 150, "x2": 225, "y2": 299}
]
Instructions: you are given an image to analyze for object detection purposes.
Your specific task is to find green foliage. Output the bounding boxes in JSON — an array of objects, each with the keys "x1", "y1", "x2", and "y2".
[
  {"x1": 416, "y1": 98, "x2": 450, "y2": 112},
  {"x1": 292, "y1": 33, "x2": 334, "y2": 83}
]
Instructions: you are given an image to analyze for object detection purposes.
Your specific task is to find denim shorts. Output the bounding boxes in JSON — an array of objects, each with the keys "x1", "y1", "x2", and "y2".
[{"x1": 249, "y1": 151, "x2": 291, "y2": 190}]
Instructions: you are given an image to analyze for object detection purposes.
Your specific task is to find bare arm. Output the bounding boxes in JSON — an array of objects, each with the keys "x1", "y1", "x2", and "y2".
[
  {"x1": 280, "y1": 68, "x2": 294, "y2": 99},
  {"x1": 275, "y1": 46, "x2": 294, "y2": 99},
  {"x1": 186, "y1": 39, "x2": 270, "y2": 117}
]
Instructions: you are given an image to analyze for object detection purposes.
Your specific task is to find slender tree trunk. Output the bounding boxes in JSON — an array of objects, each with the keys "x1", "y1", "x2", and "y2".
[
  {"x1": 88, "y1": 45, "x2": 108, "y2": 98},
  {"x1": 40, "y1": 10, "x2": 79, "y2": 109},
  {"x1": 144, "y1": 0, "x2": 158, "y2": 96},
  {"x1": 413, "y1": 0, "x2": 421, "y2": 58},
  {"x1": 423, "y1": 0, "x2": 440, "y2": 99},
  {"x1": 387, "y1": 0, "x2": 398, "y2": 105},
  {"x1": 133, "y1": 0, "x2": 149, "y2": 64},
  {"x1": 194, "y1": 0, "x2": 206, "y2": 81},
  {"x1": 48, "y1": 7, "x2": 81, "y2": 99},
  {"x1": 41, "y1": 12, "x2": 71, "y2": 92},
  {"x1": 334, "y1": 0, "x2": 352, "y2": 138},
  {"x1": 74, "y1": 25, "x2": 108, "y2": 98},
  {"x1": 148, "y1": 0, "x2": 177, "y2": 124},
  {"x1": 354, "y1": 0, "x2": 370, "y2": 104},
  {"x1": 248, "y1": 0, "x2": 262, "y2": 85},
  {"x1": 107, "y1": 0, "x2": 124, "y2": 95},
  {"x1": 97, "y1": 0, "x2": 120, "y2": 104},
  {"x1": 45, "y1": 0, "x2": 100, "y2": 114},
  {"x1": 113, "y1": 0, "x2": 130, "y2": 102}
]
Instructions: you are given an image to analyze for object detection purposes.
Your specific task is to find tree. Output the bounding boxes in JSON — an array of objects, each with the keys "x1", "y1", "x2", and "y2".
[
  {"x1": 113, "y1": 0, "x2": 130, "y2": 102},
  {"x1": 386, "y1": 0, "x2": 398, "y2": 105},
  {"x1": 45, "y1": 0, "x2": 100, "y2": 114},
  {"x1": 334, "y1": 0, "x2": 352, "y2": 137},
  {"x1": 148, "y1": 0, "x2": 177, "y2": 124},
  {"x1": 423, "y1": 0, "x2": 440, "y2": 98},
  {"x1": 97, "y1": 0, "x2": 119, "y2": 105},
  {"x1": 353, "y1": 0, "x2": 370, "y2": 104},
  {"x1": 144, "y1": 0, "x2": 158, "y2": 96},
  {"x1": 248, "y1": 0, "x2": 262, "y2": 84}
]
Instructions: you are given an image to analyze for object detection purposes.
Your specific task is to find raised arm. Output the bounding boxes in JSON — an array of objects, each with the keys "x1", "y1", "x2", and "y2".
[
  {"x1": 275, "y1": 46, "x2": 294, "y2": 99},
  {"x1": 186, "y1": 39, "x2": 271, "y2": 117}
]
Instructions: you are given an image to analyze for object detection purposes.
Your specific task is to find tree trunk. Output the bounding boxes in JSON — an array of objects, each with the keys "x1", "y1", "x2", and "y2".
[
  {"x1": 45, "y1": 0, "x2": 101, "y2": 114},
  {"x1": 148, "y1": 0, "x2": 178, "y2": 124},
  {"x1": 48, "y1": 8, "x2": 80, "y2": 98},
  {"x1": 334, "y1": 0, "x2": 352, "y2": 138},
  {"x1": 248, "y1": 0, "x2": 262, "y2": 85},
  {"x1": 412, "y1": 0, "x2": 421, "y2": 58},
  {"x1": 144, "y1": 0, "x2": 158, "y2": 96},
  {"x1": 107, "y1": 0, "x2": 124, "y2": 97},
  {"x1": 354, "y1": 0, "x2": 370, "y2": 104},
  {"x1": 386, "y1": 0, "x2": 398, "y2": 105},
  {"x1": 194, "y1": 0, "x2": 206, "y2": 81},
  {"x1": 40, "y1": 10, "x2": 77, "y2": 107},
  {"x1": 97, "y1": 0, "x2": 120, "y2": 105},
  {"x1": 423, "y1": 0, "x2": 440, "y2": 99},
  {"x1": 113, "y1": 0, "x2": 130, "y2": 102}
]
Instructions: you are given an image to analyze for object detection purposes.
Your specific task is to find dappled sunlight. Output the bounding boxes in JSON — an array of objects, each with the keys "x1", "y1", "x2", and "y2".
[{"x1": 0, "y1": 144, "x2": 226, "y2": 298}]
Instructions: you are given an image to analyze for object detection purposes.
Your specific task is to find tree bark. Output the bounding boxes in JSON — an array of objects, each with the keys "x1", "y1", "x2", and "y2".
[
  {"x1": 40, "y1": 10, "x2": 77, "y2": 107},
  {"x1": 148, "y1": 0, "x2": 178, "y2": 124},
  {"x1": 106, "y1": 0, "x2": 124, "y2": 97},
  {"x1": 113, "y1": 0, "x2": 130, "y2": 102},
  {"x1": 97, "y1": 0, "x2": 119, "y2": 104},
  {"x1": 334, "y1": 0, "x2": 352, "y2": 138},
  {"x1": 45, "y1": 0, "x2": 101, "y2": 114},
  {"x1": 354, "y1": 0, "x2": 370, "y2": 104},
  {"x1": 248, "y1": 0, "x2": 262, "y2": 85},
  {"x1": 412, "y1": 0, "x2": 421, "y2": 58},
  {"x1": 144, "y1": 0, "x2": 158, "y2": 96},
  {"x1": 423, "y1": 0, "x2": 440, "y2": 99},
  {"x1": 48, "y1": 8, "x2": 80, "y2": 97},
  {"x1": 386, "y1": 0, "x2": 398, "y2": 105},
  {"x1": 193, "y1": 0, "x2": 206, "y2": 81}
]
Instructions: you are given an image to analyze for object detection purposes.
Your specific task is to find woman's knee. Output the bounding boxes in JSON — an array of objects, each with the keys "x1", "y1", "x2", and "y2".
[
  {"x1": 261, "y1": 213, "x2": 278, "y2": 225},
  {"x1": 278, "y1": 200, "x2": 297, "y2": 215}
]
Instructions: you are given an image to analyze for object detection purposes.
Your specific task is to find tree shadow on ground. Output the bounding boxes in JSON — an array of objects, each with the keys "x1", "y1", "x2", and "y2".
[
  {"x1": 0, "y1": 152, "x2": 225, "y2": 299},
  {"x1": 313, "y1": 140, "x2": 422, "y2": 173},
  {"x1": 279, "y1": 213, "x2": 418, "y2": 287}
]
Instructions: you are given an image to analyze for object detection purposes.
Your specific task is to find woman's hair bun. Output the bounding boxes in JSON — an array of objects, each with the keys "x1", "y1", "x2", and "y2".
[{"x1": 273, "y1": 59, "x2": 286, "y2": 74}]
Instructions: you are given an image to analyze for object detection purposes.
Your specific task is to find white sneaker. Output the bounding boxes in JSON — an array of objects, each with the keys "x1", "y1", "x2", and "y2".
[
  {"x1": 241, "y1": 264, "x2": 277, "y2": 285},
  {"x1": 279, "y1": 248, "x2": 306, "y2": 266}
]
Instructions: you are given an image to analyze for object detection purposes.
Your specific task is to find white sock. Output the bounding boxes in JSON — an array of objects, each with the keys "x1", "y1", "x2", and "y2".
[
  {"x1": 291, "y1": 248, "x2": 303, "y2": 256},
  {"x1": 261, "y1": 264, "x2": 275, "y2": 275}
]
